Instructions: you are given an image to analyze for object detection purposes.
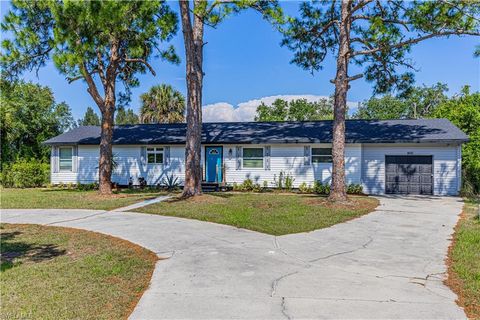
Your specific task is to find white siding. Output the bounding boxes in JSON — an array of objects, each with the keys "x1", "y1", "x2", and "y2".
[
  {"x1": 51, "y1": 145, "x2": 185, "y2": 185},
  {"x1": 222, "y1": 144, "x2": 361, "y2": 188},
  {"x1": 51, "y1": 142, "x2": 461, "y2": 195},
  {"x1": 362, "y1": 143, "x2": 461, "y2": 196}
]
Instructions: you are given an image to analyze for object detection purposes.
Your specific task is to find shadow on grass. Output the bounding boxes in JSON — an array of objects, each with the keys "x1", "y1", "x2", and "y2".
[{"x1": 0, "y1": 231, "x2": 66, "y2": 272}]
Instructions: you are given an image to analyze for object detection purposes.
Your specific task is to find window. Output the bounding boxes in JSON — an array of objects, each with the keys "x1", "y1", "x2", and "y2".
[
  {"x1": 59, "y1": 147, "x2": 73, "y2": 171},
  {"x1": 147, "y1": 147, "x2": 164, "y2": 164},
  {"x1": 312, "y1": 148, "x2": 332, "y2": 163},
  {"x1": 243, "y1": 147, "x2": 263, "y2": 168}
]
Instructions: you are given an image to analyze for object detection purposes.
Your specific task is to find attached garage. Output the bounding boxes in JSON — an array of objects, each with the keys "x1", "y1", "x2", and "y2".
[
  {"x1": 362, "y1": 143, "x2": 464, "y2": 196},
  {"x1": 385, "y1": 155, "x2": 433, "y2": 195}
]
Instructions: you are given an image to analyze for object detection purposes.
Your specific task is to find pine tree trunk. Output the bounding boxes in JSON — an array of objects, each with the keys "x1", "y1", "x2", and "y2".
[
  {"x1": 98, "y1": 100, "x2": 114, "y2": 194},
  {"x1": 180, "y1": 0, "x2": 204, "y2": 197},
  {"x1": 328, "y1": 0, "x2": 351, "y2": 202}
]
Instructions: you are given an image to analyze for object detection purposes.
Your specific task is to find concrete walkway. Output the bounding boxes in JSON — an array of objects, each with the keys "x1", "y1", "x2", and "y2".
[
  {"x1": 1, "y1": 196, "x2": 465, "y2": 319},
  {"x1": 111, "y1": 195, "x2": 171, "y2": 212}
]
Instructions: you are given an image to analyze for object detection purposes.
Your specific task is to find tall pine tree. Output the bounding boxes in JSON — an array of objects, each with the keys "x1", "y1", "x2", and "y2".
[
  {"x1": 2, "y1": 1, "x2": 178, "y2": 194},
  {"x1": 283, "y1": 0, "x2": 480, "y2": 201}
]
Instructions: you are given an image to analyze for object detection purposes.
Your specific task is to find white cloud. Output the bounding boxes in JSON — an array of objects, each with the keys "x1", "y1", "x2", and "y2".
[{"x1": 202, "y1": 95, "x2": 359, "y2": 122}]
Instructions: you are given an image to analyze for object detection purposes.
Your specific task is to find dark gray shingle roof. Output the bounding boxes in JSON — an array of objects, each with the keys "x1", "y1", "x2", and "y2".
[{"x1": 44, "y1": 119, "x2": 468, "y2": 145}]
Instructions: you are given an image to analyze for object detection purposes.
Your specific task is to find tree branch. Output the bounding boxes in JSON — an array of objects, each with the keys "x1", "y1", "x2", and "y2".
[
  {"x1": 124, "y1": 58, "x2": 156, "y2": 76},
  {"x1": 351, "y1": 15, "x2": 410, "y2": 31},
  {"x1": 352, "y1": 30, "x2": 480, "y2": 56},
  {"x1": 347, "y1": 73, "x2": 364, "y2": 82},
  {"x1": 313, "y1": 19, "x2": 339, "y2": 37},
  {"x1": 96, "y1": 49, "x2": 107, "y2": 86},
  {"x1": 349, "y1": 0, "x2": 374, "y2": 15},
  {"x1": 80, "y1": 63, "x2": 104, "y2": 110},
  {"x1": 67, "y1": 75, "x2": 84, "y2": 83}
]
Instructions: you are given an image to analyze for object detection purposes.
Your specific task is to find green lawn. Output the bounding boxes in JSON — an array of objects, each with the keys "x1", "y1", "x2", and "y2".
[
  {"x1": 0, "y1": 223, "x2": 157, "y2": 320},
  {"x1": 1, "y1": 188, "x2": 168, "y2": 210},
  {"x1": 134, "y1": 192, "x2": 379, "y2": 236},
  {"x1": 447, "y1": 198, "x2": 480, "y2": 319}
]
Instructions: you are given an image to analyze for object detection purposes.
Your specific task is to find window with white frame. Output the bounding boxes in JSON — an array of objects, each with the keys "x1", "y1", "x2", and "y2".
[
  {"x1": 147, "y1": 147, "x2": 164, "y2": 164},
  {"x1": 243, "y1": 147, "x2": 263, "y2": 168},
  {"x1": 312, "y1": 148, "x2": 332, "y2": 163},
  {"x1": 59, "y1": 147, "x2": 73, "y2": 171}
]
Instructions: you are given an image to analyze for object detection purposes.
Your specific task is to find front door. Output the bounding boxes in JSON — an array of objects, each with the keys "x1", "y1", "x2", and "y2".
[{"x1": 205, "y1": 146, "x2": 223, "y2": 183}]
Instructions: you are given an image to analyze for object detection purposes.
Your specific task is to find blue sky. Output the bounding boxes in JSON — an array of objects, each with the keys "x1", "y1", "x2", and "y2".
[{"x1": 2, "y1": 1, "x2": 479, "y2": 121}]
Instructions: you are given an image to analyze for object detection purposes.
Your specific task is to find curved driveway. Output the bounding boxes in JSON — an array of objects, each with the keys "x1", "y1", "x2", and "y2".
[{"x1": 2, "y1": 196, "x2": 465, "y2": 319}]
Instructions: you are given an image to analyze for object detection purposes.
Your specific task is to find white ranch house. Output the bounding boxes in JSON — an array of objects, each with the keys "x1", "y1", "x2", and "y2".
[{"x1": 44, "y1": 119, "x2": 468, "y2": 196}]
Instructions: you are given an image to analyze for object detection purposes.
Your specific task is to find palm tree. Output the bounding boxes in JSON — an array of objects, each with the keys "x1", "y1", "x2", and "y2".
[{"x1": 140, "y1": 84, "x2": 186, "y2": 124}]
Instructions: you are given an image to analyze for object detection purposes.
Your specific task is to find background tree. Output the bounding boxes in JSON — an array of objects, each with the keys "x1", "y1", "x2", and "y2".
[
  {"x1": 78, "y1": 107, "x2": 101, "y2": 126},
  {"x1": 0, "y1": 80, "x2": 74, "y2": 164},
  {"x1": 115, "y1": 107, "x2": 139, "y2": 125},
  {"x1": 2, "y1": 0, "x2": 178, "y2": 194},
  {"x1": 354, "y1": 83, "x2": 448, "y2": 119},
  {"x1": 139, "y1": 84, "x2": 185, "y2": 124},
  {"x1": 255, "y1": 98, "x2": 334, "y2": 121},
  {"x1": 431, "y1": 86, "x2": 480, "y2": 195},
  {"x1": 179, "y1": 0, "x2": 283, "y2": 197},
  {"x1": 282, "y1": 0, "x2": 480, "y2": 201},
  {"x1": 354, "y1": 95, "x2": 408, "y2": 120}
]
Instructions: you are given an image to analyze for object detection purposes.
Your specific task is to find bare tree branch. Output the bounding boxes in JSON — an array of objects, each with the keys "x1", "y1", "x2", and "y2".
[
  {"x1": 347, "y1": 73, "x2": 363, "y2": 82},
  {"x1": 67, "y1": 75, "x2": 84, "y2": 83}
]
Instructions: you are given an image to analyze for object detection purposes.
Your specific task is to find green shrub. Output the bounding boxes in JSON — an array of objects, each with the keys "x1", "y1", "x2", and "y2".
[
  {"x1": 312, "y1": 182, "x2": 363, "y2": 195},
  {"x1": 241, "y1": 178, "x2": 254, "y2": 191},
  {"x1": 252, "y1": 183, "x2": 262, "y2": 193},
  {"x1": 274, "y1": 171, "x2": 294, "y2": 191},
  {"x1": 313, "y1": 181, "x2": 330, "y2": 194},
  {"x1": 346, "y1": 184, "x2": 363, "y2": 194},
  {"x1": 77, "y1": 183, "x2": 98, "y2": 191},
  {"x1": 1, "y1": 159, "x2": 50, "y2": 188},
  {"x1": 298, "y1": 182, "x2": 313, "y2": 194},
  {"x1": 233, "y1": 179, "x2": 263, "y2": 192},
  {"x1": 284, "y1": 174, "x2": 295, "y2": 191}
]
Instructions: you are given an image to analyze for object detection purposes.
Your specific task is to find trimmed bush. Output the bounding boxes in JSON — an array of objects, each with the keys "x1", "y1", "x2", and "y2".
[{"x1": 1, "y1": 160, "x2": 49, "y2": 188}]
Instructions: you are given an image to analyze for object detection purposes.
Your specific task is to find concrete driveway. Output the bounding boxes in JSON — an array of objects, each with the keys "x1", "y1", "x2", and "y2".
[{"x1": 1, "y1": 196, "x2": 465, "y2": 319}]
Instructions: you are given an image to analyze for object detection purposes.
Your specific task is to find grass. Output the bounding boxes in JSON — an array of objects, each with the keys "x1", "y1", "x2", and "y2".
[
  {"x1": 1, "y1": 187, "x2": 168, "y2": 210},
  {"x1": 0, "y1": 223, "x2": 157, "y2": 320},
  {"x1": 134, "y1": 192, "x2": 379, "y2": 236},
  {"x1": 446, "y1": 198, "x2": 480, "y2": 319}
]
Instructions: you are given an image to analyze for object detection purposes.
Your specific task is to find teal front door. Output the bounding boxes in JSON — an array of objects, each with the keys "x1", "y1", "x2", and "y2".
[{"x1": 206, "y1": 146, "x2": 223, "y2": 183}]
